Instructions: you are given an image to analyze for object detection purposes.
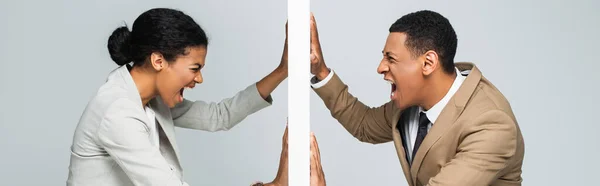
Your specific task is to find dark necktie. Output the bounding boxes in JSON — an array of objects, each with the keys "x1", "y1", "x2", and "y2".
[{"x1": 411, "y1": 112, "x2": 430, "y2": 163}]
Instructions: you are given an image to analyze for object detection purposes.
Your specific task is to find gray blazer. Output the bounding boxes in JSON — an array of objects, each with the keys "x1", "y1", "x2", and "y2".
[{"x1": 66, "y1": 65, "x2": 272, "y2": 186}]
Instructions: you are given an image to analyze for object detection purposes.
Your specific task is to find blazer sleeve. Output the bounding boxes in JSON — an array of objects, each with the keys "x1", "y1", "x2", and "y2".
[
  {"x1": 170, "y1": 83, "x2": 272, "y2": 131},
  {"x1": 312, "y1": 72, "x2": 397, "y2": 144},
  {"x1": 426, "y1": 110, "x2": 520, "y2": 186},
  {"x1": 96, "y1": 98, "x2": 188, "y2": 186}
]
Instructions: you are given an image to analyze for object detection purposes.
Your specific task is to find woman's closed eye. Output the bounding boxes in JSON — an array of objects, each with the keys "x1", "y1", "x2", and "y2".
[{"x1": 190, "y1": 64, "x2": 203, "y2": 72}]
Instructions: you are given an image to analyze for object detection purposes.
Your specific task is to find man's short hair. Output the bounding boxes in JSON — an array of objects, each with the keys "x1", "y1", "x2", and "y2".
[{"x1": 389, "y1": 10, "x2": 458, "y2": 74}]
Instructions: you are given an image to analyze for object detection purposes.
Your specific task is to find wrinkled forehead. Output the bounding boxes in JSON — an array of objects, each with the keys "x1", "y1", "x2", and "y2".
[
  {"x1": 383, "y1": 32, "x2": 410, "y2": 57},
  {"x1": 384, "y1": 32, "x2": 406, "y2": 54}
]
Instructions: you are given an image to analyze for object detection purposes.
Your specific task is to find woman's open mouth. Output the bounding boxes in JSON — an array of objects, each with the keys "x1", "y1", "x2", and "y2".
[{"x1": 178, "y1": 88, "x2": 184, "y2": 102}]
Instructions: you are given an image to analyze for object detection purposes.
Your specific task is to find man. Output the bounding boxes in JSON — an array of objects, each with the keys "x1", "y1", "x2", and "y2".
[
  {"x1": 309, "y1": 10, "x2": 524, "y2": 186},
  {"x1": 252, "y1": 125, "x2": 327, "y2": 186}
]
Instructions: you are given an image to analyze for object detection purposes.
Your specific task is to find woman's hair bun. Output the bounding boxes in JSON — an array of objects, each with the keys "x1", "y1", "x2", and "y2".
[{"x1": 107, "y1": 26, "x2": 132, "y2": 66}]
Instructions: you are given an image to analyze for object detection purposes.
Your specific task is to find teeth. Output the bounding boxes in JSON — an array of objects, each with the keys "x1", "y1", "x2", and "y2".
[
  {"x1": 391, "y1": 91, "x2": 395, "y2": 97},
  {"x1": 386, "y1": 80, "x2": 395, "y2": 84}
]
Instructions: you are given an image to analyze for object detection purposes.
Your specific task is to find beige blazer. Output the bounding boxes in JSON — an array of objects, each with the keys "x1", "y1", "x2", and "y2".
[
  {"x1": 66, "y1": 64, "x2": 272, "y2": 186},
  {"x1": 313, "y1": 62, "x2": 524, "y2": 186}
]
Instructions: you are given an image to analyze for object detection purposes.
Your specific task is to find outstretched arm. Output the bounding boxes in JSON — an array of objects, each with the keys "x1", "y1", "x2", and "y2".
[
  {"x1": 170, "y1": 22, "x2": 288, "y2": 131},
  {"x1": 257, "y1": 21, "x2": 288, "y2": 99},
  {"x1": 310, "y1": 13, "x2": 396, "y2": 144}
]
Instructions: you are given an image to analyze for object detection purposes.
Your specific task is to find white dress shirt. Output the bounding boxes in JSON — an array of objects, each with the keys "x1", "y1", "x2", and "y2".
[
  {"x1": 403, "y1": 68, "x2": 466, "y2": 161},
  {"x1": 310, "y1": 68, "x2": 467, "y2": 162}
]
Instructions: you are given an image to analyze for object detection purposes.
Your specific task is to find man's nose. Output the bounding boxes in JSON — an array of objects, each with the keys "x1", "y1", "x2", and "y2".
[{"x1": 377, "y1": 59, "x2": 388, "y2": 74}]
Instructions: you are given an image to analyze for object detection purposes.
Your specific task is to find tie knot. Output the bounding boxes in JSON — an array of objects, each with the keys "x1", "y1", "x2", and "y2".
[{"x1": 419, "y1": 112, "x2": 430, "y2": 127}]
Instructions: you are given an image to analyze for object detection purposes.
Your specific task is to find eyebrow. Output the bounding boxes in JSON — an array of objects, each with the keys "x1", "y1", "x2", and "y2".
[
  {"x1": 190, "y1": 63, "x2": 203, "y2": 69},
  {"x1": 382, "y1": 51, "x2": 396, "y2": 58}
]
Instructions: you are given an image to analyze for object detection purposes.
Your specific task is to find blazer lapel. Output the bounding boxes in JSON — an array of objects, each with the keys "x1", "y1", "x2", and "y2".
[
  {"x1": 150, "y1": 97, "x2": 183, "y2": 168},
  {"x1": 409, "y1": 62, "x2": 482, "y2": 184},
  {"x1": 391, "y1": 109, "x2": 413, "y2": 186},
  {"x1": 115, "y1": 65, "x2": 183, "y2": 169},
  {"x1": 409, "y1": 98, "x2": 461, "y2": 183}
]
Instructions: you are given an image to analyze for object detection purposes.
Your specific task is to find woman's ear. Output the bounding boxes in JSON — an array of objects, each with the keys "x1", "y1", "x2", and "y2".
[{"x1": 150, "y1": 52, "x2": 167, "y2": 71}]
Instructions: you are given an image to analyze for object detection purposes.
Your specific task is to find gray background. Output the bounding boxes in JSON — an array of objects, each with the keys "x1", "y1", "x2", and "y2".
[
  {"x1": 310, "y1": 0, "x2": 599, "y2": 185},
  {"x1": 0, "y1": 0, "x2": 288, "y2": 185},
  {"x1": 1, "y1": 0, "x2": 600, "y2": 185}
]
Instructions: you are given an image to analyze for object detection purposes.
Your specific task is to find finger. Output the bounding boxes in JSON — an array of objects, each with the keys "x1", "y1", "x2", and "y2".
[
  {"x1": 309, "y1": 13, "x2": 324, "y2": 67},
  {"x1": 312, "y1": 133, "x2": 325, "y2": 178},
  {"x1": 285, "y1": 20, "x2": 288, "y2": 36},
  {"x1": 283, "y1": 125, "x2": 288, "y2": 147},
  {"x1": 310, "y1": 12, "x2": 316, "y2": 32},
  {"x1": 310, "y1": 12, "x2": 320, "y2": 45},
  {"x1": 281, "y1": 123, "x2": 288, "y2": 150},
  {"x1": 310, "y1": 45, "x2": 315, "y2": 60},
  {"x1": 310, "y1": 53, "x2": 318, "y2": 64},
  {"x1": 311, "y1": 132, "x2": 320, "y2": 164},
  {"x1": 310, "y1": 132, "x2": 317, "y2": 161},
  {"x1": 310, "y1": 132, "x2": 325, "y2": 180},
  {"x1": 312, "y1": 132, "x2": 321, "y2": 162},
  {"x1": 310, "y1": 133, "x2": 318, "y2": 174}
]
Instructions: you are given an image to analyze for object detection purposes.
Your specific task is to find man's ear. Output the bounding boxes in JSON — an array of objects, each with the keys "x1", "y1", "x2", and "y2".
[
  {"x1": 422, "y1": 50, "x2": 439, "y2": 76},
  {"x1": 150, "y1": 52, "x2": 167, "y2": 71}
]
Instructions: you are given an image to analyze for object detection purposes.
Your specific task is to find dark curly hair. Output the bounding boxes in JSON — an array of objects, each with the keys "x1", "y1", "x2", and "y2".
[
  {"x1": 107, "y1": 8, "x2": 209, "y2": 66},
  {"x1": 389, "y1": 10, "x2": 457, "y2": 74}
]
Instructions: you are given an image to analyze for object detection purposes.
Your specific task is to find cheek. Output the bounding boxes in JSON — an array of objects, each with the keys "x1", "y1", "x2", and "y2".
[
  {"x1": 157, "y1": 70, "x2": 183, "y2": 94},
  {"x1": 184, "y1": 73, "x2": 196, "y2": 83},
  {"x1": 177, "y1": 72, "x2": 195, "y2": 86},
  {"x1": 170, "y1": 67, "x2": 192, "y2": 85},
  {"x1": 392, "y1": 64, "x2": 421, "y2": 95},
  {"x1": 391, "y1": 63, "x2": 419, "y2": 82}
]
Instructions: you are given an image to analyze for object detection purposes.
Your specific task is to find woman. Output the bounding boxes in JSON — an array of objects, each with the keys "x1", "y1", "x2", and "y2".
[{"x1": 66, "y1": 8, "x2": 287, "y2": 186}]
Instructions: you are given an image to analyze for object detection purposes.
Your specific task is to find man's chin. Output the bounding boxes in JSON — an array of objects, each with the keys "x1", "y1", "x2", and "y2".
[{"x1": 394, "y1": 100, "x2": 406, "y2": 110}]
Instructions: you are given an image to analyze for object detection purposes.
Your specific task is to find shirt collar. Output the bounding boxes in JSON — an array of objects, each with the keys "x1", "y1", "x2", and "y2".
[{"x1": 421, "y1": 67, "x2": 466, "y2": 124}]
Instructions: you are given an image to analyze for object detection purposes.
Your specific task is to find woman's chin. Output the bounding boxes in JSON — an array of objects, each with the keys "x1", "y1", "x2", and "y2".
[
  {"x1": 162, "y1": 98, "x2": 178, "y2": 108},
  {"x1": 161, "y1": 93, "x2": 184, "y2": 108},
  {"x1": 168, "y1": 103, "x2": 177, "y2": 108},
  {"x1": 164, "y1": 101, "x2": 175, "y2": 108}
]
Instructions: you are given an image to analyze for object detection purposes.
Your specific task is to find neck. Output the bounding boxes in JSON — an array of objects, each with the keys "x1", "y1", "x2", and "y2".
[
  {"x1": 420, "y1": 70, "x2": 456, "y2": 111},
  {"x1": 129, "y1": 66, "x2": 157, "y2": 106}
]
